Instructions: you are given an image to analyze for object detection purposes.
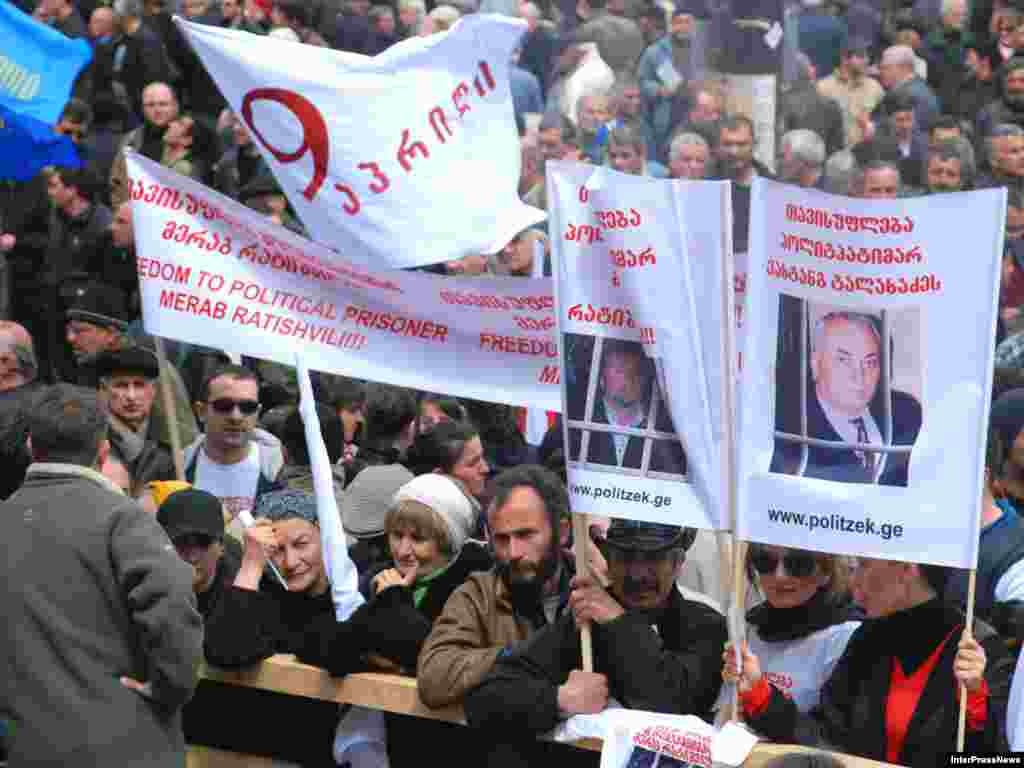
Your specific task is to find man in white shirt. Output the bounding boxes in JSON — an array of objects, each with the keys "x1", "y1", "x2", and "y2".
[{"x1": 183, "y1": 364, "x2": 283, "y2": 539}]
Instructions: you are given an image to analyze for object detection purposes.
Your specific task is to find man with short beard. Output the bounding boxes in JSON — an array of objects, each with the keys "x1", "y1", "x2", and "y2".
[
  {"x1": 418, "y1": 465, "x2": 576, "y2": 710},
  {"x1": 925, "y1": 140, "x2": 973, "y2": 193},
  {"x1": 465, "y1": 520, "x2": 725, "y2": 757}
]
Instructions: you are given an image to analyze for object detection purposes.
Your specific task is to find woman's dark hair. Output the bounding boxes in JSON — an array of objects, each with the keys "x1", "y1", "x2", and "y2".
[
  {"x1": 406, "y1": 419, "x2": 479, "y2": 476},
  {"x1": 420, "y1": 393, "x2": 467, "y2": 423}
]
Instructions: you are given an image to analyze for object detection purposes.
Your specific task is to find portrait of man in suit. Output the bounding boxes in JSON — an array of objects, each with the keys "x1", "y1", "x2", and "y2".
[
  {"x1": 566, "y1": 335, "x2": 686, "y2": 477},
  {"x1": 770, "y1": 306, "x2": 923, "y2": 487}
]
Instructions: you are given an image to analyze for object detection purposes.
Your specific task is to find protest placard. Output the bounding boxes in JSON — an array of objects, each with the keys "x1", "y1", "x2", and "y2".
[
  {"x1": 127, "y1": 153, "x2": 561, "y2": 411},
  {"x1": 548, "y1": 161, "x2": 726, "y2": 530},
  {"x1": 175, "y1": 14, "x2": 544, "y2": 270},
  {"x1": 739, "y1": 179, "x2": 1005, "y2": 567}
]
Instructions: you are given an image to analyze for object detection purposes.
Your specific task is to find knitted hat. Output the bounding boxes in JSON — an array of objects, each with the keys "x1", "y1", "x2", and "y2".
[
  {"x1": 342, "y1": 464, "x2": 414, "y2": 539},
  {"x1": 392, "y1": 474, "x2": 475, "y2": 554},
  {"x1": 254, "y1": 488, "x2": 318, "y2": 526},
  {"x1": 250, "y1": 0, "x2": 273, "y2": 15},
  {"x1": 147, "y1": 480, "x2": 192, "y2": 508}
]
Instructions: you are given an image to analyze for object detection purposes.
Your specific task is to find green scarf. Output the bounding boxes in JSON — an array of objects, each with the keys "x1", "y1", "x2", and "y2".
[{"x1": 412, "y1": 558, "x2": 455, "y2": 608}]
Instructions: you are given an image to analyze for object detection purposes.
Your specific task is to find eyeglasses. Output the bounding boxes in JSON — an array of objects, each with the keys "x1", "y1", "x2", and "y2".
[
  {"x1": 208, "y1": 398, "x2": 260, "y2": 415},
  {"x1": 749, "y1": 548, "x2": 818, "y2": 579}
]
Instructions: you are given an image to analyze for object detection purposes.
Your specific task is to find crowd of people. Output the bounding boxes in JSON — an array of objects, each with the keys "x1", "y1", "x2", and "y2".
[{"x1": 7, "y1": 0, "x2": 1024, "y2": 766}]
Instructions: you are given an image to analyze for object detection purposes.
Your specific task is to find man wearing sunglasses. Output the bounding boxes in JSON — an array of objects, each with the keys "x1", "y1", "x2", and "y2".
[
  {"x1": 157, "y1": 487, "x2": 242, "y2": 618},
  {"x1": 465, "y1": 519, "x2": 726, "y2": 759},
  {"x1": 184, "y1": 364, "x2": 284, "y2": 540}
]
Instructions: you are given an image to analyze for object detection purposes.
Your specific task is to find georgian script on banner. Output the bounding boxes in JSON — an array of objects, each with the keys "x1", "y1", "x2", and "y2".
[
  {"x1": 739, "y1": 179, "x2": 1004, "y2": 567},
  {"x1": 128, "y1": 153, "x2": 560, "y2": 411},
  {"x1": 176, "y1": 14, "x2": 544, "y2": 269}
]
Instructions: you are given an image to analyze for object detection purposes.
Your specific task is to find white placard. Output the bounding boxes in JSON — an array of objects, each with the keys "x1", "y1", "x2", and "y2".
[
  {"x1": 127, "y1": 153, "x2": 561, "y2": 411},
  {"x1": 176, "y1": 14, "x2": 544, "y2": 269},
  {"x1": 548, "y1": 161, "x2": 725, "y2": 530},
  {"x1": 739, "y1": 179, "x2": 1005, "y2": 567}
]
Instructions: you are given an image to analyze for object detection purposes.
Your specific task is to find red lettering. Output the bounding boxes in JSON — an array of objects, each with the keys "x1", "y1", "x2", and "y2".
[
  {"x1": 396, "y1": 128, "x2": 429, "y2": 172},
  {"x1": 241, "y1": 87, "x2": 329, "y2": 201}
]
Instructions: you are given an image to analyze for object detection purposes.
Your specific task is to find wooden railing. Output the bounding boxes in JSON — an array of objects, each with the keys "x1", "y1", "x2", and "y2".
[{"x1": 189, "y1": 655, "x2": 901, "y2": 768}]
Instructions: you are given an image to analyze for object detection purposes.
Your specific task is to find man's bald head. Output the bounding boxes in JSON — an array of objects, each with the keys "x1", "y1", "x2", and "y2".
[{"x1": 141, "y1": 83, "x2": 179, "y2": 129}]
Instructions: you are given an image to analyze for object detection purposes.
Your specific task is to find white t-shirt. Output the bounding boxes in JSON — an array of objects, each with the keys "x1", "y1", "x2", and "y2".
[
  {"x1": 194, "y1": 444, "x2": 262, "y2": 540},
  {"x1": 716, "y1": 619, "x2": 860, "y2": 716}
]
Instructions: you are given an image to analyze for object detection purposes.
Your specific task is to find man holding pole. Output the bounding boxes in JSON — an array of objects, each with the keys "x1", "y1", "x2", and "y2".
[{"x1": 464, "y1": 519, "x2": 725, "y2": 755}]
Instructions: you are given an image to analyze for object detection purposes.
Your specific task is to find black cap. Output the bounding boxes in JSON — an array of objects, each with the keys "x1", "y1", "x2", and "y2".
[
  {"x1": 65, "y1": 280, "x2": 129, "y2": 330},
  {"x1": 604, "y1": 519, "x2": 695, "y2": 554},
  {"x1": 95, "y1": 345, "x2": 159, "y2": 380},
  {"x1": 157, "y1": 489, "x2": 225, "y2": 541}
]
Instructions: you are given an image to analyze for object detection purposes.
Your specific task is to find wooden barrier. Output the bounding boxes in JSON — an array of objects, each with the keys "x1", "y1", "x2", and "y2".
[{"x1": 193, "y1": 656, "x2": 901, "y2": 768}]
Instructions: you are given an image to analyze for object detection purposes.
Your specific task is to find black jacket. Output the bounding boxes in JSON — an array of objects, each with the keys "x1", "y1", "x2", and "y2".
[
  {"x1": 90, "y1": 22, "x2": 175, "y2": 119},
  {"x1": 744, "y1": 600, "x2": 1013, "y2": 768},
  {"x1": 464, "y1": 586, "x2": 726, "y2": 734},
  {"x1": 772, "y1": 385, "x2": 923, "y2": 487},
  {"x1": 779, "y1": 82, "x2": 846, "y2": 157},
  {"x1": 42, "y1": 202, "x2": 113, "y2": 289},
  {"x1": 356, "y1": 541, "x2": 494, "y2": 670}
]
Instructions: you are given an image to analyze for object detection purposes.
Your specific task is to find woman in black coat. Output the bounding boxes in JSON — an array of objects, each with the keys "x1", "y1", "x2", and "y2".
[{"x1": 725, "y1": 559, "x2": 1013, "y2": 767}]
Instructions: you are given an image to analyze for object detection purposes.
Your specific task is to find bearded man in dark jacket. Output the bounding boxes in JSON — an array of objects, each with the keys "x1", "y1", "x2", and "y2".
[{"x1": 465, "y1": 520, "x2": 726, "y2": 768}]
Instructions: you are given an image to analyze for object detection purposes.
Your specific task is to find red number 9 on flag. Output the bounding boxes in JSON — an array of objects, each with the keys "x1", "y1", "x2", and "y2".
[{"x1": 241, "y1": 88, "x2": 329, "y2": 202}]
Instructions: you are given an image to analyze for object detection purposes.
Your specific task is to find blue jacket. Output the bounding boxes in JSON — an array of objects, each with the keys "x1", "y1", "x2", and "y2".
[{"x1": 637, "y1": 35, "x2": 704, "y2": 159}]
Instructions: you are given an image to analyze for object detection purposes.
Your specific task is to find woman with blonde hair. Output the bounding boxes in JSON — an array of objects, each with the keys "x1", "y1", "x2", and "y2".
[{"x1": 721, "y1": 546, "x2": 861, "y2": 717}]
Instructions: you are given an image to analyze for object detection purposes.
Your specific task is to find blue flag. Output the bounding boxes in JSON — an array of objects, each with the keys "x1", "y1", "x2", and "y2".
[
  {"x1": 0, "y1": 0, "x2": 92, "y2": 124},
  {"x1": 0, "y1": 104, "x2": 81, "y2": 180}
]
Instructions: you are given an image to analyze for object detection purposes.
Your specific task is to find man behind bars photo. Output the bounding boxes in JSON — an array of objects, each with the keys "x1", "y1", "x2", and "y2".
[{"x1": 771, "y1": 310, "x2": 922, "y2": 487}]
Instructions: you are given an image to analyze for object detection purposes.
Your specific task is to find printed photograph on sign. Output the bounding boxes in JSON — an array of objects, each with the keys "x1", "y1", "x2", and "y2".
[
  {"x1": 769, "y1": 295, "x2": 924, "y2": 487},
  {"x1": 564, "y1": 333, "x2": 686, "y2": 479}
]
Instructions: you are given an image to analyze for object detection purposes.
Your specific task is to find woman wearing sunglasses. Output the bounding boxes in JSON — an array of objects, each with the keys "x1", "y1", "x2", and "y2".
[
  {"x1": 719, "y1": 545, "x2": 860, "y2": 721},
  {"x1": 725, "y1": 555, "x2": 1014, "y2": 766}
]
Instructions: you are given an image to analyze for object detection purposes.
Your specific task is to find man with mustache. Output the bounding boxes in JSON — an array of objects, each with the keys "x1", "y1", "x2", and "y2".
[
  {"x1": 417, "y1": 465, "x2": 576, "y2": 711},
  {"x1": 464, "y1": 519, "x2": 726, "y2": 761}
]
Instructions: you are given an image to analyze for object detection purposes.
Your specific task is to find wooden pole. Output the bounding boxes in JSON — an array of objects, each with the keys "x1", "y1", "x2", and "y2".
[
  {"x1": 573, "y1": 512, "x2": 594, "y2": 673},
  {"x1": 154, "y1": 336, "x2": 184, "y2": 481},
  {"x1": 956, "y1": 567, "x2": 978, "y2": 752}
]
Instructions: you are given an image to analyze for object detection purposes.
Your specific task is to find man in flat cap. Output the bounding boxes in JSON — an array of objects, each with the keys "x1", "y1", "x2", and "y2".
[
  {"x1": 65, "y1": 280, "x2": 198, "y2": 448},
  {"x1": 96, "y1": 344, "x2": 177, "y2": 496},
  {"x1": 465, "y1": 519, "x2": 726, "y2": 764}
]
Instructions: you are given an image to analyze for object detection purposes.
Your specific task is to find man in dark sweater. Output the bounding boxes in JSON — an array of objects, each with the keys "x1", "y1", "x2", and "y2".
[{"x1": 465, "y1": 520, "x2": 726, "y2": 767}]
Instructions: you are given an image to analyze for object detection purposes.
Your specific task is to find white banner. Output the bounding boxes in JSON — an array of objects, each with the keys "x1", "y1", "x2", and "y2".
[
  {"x1": 739, "y1": 179, "x2": 1004, "y2": 567},
  {"x1": 176, "y1": 14, "x2": 544, "y2": 270},
  {"x1": 548, "y1": 161, "x2": 726, "y2": 530},
  {"x1": 127, "y1": 153, "x2": 561, "y2": 411}
]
